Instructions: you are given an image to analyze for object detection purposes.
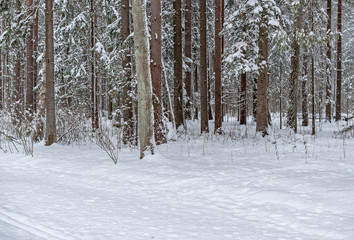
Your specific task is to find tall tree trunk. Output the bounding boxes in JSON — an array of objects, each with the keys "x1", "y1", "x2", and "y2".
[
  {"x1": 335, "y1": 0, "x2": 342, "y2": 121},
  {"x1": 33, "y1": 0, "x2": 39, "y2": 113},
  {"x1": 132, "y1": 0, "x2": 155, "y2": 159},
  {"x1": 185, "y1": 0, "x2": 192, "y2": 120},
  {"x1": 91, "y1": 0, "x2": 99, "y2": 130},
  {"x1": 45, "y1": 0, "x2": 56, "y2": 146},
  {"x1": 174, "y1": 0, "x2": 184, "y2": 129},
  {"x1": 288, "y1": 1, "x2": 303, "y2": 133},
  {"x1": 302, "y1": 53, "x2": 309, "y2": 126},
  {"x1": 200, "y1": 0, "x2": 208, "y2": 133},
  {"x1": 214, "y1": 0, "x2": 222, "y2": 132},
  {"x1": 312, "y1": 50, "x2": 315, "y2": 135},
  {"x1": 151, "y1": 0, "x2": 166, "y2": 144},
  {"x1": 26, "y1": 0, "x2": 34, "y2": 118},
  {"x1": 122, "y1": 0, "x2": 134, "y2": 143},
  {"x1": 256, "y1": 12, "x2": 268, "y2": 134},
  {"x1": 325, "y1": 0, "x2": 332, "y2": 122}
]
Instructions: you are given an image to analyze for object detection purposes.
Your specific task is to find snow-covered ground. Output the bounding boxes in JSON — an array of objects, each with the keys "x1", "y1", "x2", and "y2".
[{"x1": 1, "y1": 120, "x2": 354, "y2": 240}]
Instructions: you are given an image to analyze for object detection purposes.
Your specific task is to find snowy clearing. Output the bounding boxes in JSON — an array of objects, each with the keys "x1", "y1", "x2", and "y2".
[{"x1": 1, "y1": 121, "x2": 354, "y2": 240}]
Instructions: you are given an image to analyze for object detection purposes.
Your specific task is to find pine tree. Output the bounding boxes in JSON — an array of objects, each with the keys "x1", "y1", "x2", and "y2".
[
  {"x1": 214, "y1": 0, "x2": 223, "y2": 133},
  {"x1": 184, "y1": 0, "x2": 192, "y2": 120},
  {"x1": 200, "y1": 0, "x2": 208, "y2": 133},
  {"x1": 45, "y1": 0, "x2": 56, "y2": 146},
  {"x1": 151, "y1": 0, "x2": 166, "y2": 144}
]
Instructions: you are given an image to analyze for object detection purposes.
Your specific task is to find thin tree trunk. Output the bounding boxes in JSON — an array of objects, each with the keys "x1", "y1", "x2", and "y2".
[
  {"x1": 214, "y1": 0, "x2": 222, "y2": 132},
  {"x1": 325, "y1": 0, "x2": 332, "y2": 122},
  {"x1": 151, "y1": 0, "x2": 166, "y2": 144},
  {"x1": 174, "y1": 0, "x2": 184, "y2": 129},
  {"x1": 122, "y1": 0, "x2": 134, "y2": 143},
  {"x1": 253, "y1": 77, "x2": 257, "y2": 119},
  {"x1": 26, "y1": 0, "x2": 34, "y2": 118},
  {"x1": 256, "y1": 12, "x2": 268, "y2": 134},
  {"x1": 91, "y1": 0, "x2": 99, "y2": 130},
  {"x1": 194, "y1": 65, "x2": 199, "y2": 120},
  {"x1": 132, "y1": 0, "x2": 155, "y2": 159},
  {"x1": 335, "y1": 0, "x2": 342, "y2": 121},
  {"x1": 200, "y1": 0, "x2": 208, "y2": 133},
  {"x1": 279, "y1": 62, "x2": 282, "y2": 129},
  {"x1": 185, "y1": 0, "x2": 192, "y2": 120},
  {"x1": 302, "y1": 53, "x2": 309, "y2": 126},
  {"x1": 45, "y1": 0, "x2": 56, "y2": 146},
  {"x1": 312, "y1": 50, "x2": 315, "y2": 135},
  {"x1": 162, "y1": 59, "x2": 176, "y2": 130},
  {"x1": 33, "y1": 0, "x2": 39, "y2": 113},
  {"x1": 240, "y1": 72, "x2": 247, "y2": 125}
]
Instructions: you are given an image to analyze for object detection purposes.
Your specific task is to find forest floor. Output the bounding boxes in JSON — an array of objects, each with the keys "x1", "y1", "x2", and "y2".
[{"x1": 0, "y1": 119, "x2": 354, "y2": 240}]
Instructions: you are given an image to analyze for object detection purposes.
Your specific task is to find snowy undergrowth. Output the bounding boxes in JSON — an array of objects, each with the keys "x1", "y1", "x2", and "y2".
[{"x1": 0, "y1": 118, "x2": 354, "y2": 240}]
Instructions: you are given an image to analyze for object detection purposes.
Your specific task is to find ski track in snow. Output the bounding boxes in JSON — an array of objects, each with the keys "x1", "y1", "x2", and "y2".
[{"x1": 1, "y1": 125, "x2": 354, "y2": 239}]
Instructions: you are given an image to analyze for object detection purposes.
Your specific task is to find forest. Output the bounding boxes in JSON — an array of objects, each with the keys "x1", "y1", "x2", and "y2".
[{"x1": 0, "y1": 0, "x2": 354, "y2": 239}]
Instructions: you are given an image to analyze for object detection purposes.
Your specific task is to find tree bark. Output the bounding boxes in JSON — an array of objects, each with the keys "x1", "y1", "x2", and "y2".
[
  {"x1": 26, "y1": 0, "x2": 34, "y2": 118},
  {"x1": 194, "y1": 65, "x2": 199, "y2": 120},
  {"x1": 45, "y1": 0, "x2": 57, "y2": 146},
  {"x1": 33, "y1": 0, "x2": 39, "y2": 112},
  {"x1": 302, "y1": 53, "x2": 309, "y2": 126},
  {"x1": 335, "y1": 0, "x2": 342, "y2": 121},
  {"x1": 122, "y1": 0, "x2": 134, "y2": 143},
  {"x1": 151, "y1": 0, "x2": 166, "y2": 144},
  {"x1": 325, "y1": 0, "x2": 332, "y2": 122},
  {"x1": 240, "y1": 73, "x2": 247, "y2": 125},
  {"x1": 256, "y1": 12, "x2": 268, "y2": 134},
  {"x1": 174, "y1": 0, "x2": 184, "y2": 129},
  {"x1": 185, "y1": 0, "x2": 192, "y2": 120},
  {"x1": 91, "y1": 0, "x2": 99, "y2": 130},
  {"x1": 132, "y1": 0, "x2": 155, "y2": 159},
  {"x1": 288, "y1": 1, "x2": 303, "y2": 133},
  {"x1": 214, "y1": 0, "x2": 222, "y2": 132},
  {"x1": 200, "y1": 0, "x2": 208, "y2": 133}
]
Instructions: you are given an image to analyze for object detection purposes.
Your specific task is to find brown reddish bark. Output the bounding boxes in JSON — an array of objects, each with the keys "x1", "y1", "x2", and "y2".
[
  {"x1": 151, "y1": 0, "x2": 166, "y2": 144},
  {"x1": 174, "y1": 0, "x2": 184, "y2": 129},
  {"x1": 214, "y1": 0, "x2": 222, "y2": 132},
  {"x1": 185, "y1": 0, "x2": 192, "y2": 120},
  {"x1": 122, "y1": 0, "x2": 134, "y2": 143},
  {"x1": 200, "y1": 0, "x2": 208, "y2": 133}
]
